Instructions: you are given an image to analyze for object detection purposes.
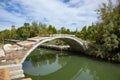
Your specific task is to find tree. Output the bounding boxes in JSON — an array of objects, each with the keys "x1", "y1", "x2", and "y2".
[
  {"x1": 10, "y1": 25, "x2": 18, "y2": 39},
  {"x1": 2, "y1": 29, "x2": 11, "y2": 39},
  {"x1": 24, "y1": 23, "x2": 30, "y2": 27},
  {"x1": 47, "y1": 25, "x2": 57, "y2": 34},
  {"x1": 30, "y1": 22, "x2": 40, "y2": 36},
  {"x1": 39, "y1": 23, "x2": 48, "y2": 35},
  {"x1": 95, "y1": 0, "x2": 119, "y2": 50},
  {"x1": 17, "y1": 27, "x2": 30, "y2": 40},
  {"x1": 60, "y1": 27, "x2": 66, "y2": 34},
  {"x1": 76, "y1": 26, "x2": 87, "y2": 40},
  {"x1": 88, "y1": 0, "x2": 120, "y2": 61},
  {"x1": 66, "y1": 29, "x2": 70, "y2": 34}
]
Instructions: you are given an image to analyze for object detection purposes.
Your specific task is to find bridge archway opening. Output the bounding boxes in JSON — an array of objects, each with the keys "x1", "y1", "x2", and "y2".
[
  {"x1": 44, "y1": 39, "x2": 68, "y2": 46},
  {"x1": 21, "y1": 35, "x2": 85, "y2": 63}
]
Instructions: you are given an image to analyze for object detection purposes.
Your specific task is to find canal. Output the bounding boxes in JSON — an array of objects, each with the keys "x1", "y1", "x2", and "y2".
[{"x1": 23, "y1": 47, "x2": 120, "y2": 80}]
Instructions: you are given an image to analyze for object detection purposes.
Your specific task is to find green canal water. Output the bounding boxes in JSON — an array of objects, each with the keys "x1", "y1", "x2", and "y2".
[{"x1": 23, "y1": 48, "x2": 120, "y2": 80}]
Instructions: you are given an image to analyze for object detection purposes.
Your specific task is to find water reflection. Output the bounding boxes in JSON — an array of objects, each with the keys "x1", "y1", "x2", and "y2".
[
  {"x1": 23, "y1": 48, "x2": 68, "y2": 76},
  {"x1": 23, "y1": 48, "x2": 120, "y2": 80},
  {"x1": 29, "y1": 53, "x2": 56, "y2": 67},
  {"x1": 72, "y1": 67, "x2": 99, "y2": 80}
]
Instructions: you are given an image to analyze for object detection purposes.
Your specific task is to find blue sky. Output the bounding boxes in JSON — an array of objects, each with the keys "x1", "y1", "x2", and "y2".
[{"x1": 0, "y1": 0, "x2": 116, "y2": 31}]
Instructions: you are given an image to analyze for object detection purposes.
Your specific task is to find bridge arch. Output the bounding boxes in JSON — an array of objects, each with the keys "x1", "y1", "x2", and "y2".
[{"x1": 21, "y1": 34, "x2": 85, "y2": 63}]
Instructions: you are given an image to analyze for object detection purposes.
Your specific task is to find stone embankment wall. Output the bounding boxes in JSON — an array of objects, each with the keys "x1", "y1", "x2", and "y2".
[{"x1": 39, "y1": 44, "x2": 70, "y2": 51}]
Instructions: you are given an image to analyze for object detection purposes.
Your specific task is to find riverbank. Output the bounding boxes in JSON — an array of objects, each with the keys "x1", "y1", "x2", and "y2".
[
  {"x1": 39, "y1": 44, "x2": 70, "y2": 51},
  {"x1": 39, "y1": 44, "x2": 120, "y2": 63}
]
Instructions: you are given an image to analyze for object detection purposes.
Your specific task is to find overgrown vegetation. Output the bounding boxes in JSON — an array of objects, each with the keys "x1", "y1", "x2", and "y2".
[{"x1": 79, "y1": 0, "x2": 120, "y2": 62}]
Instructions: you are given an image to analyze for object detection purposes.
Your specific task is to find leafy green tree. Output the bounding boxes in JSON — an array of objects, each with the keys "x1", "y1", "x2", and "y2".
[
  {"x1": 24, "y1": 23, "x2": 30, "y2": 27},
  {"x1": 60, "y1": 27, "x2": 66, "y2": 34},
  {"x1": 47, "y1": 25, "x2": 57, "y2": 34},
  {"x1": 2, "y1": 29, "x2": 11, "y2": 39},
  {"x1": 52, "y1": 26, "x2": 57, "y2": 34},
  {"x1": 66, "y1": 29, "x2": 71, "y2": 34},
  {"x1": 17, "y1": 26, "x2": 30, "y2": 39},
  {"x1": 59, "y1": 27, "x2": 72, "y2": 34},
  {"x1": 10, "y1": 25, "x2": 18, "y2": 39},
  {"x1": 76, "y1": 26, "x2": 87, "y2": 40},
  {"x1": 87, "y1": 0, "x2": 120, "y2": 61},
  {"x1": 39, "y1": 23, "x2": 48, "y2": 35},
  {"x1": 30, "y1": 22, "x2": 40, "y2": 36}
]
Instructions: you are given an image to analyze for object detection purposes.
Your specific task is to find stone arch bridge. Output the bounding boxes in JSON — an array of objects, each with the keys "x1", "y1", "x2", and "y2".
[{"x1": 21, "y1": 34, "x2": 88, "y2": 63}]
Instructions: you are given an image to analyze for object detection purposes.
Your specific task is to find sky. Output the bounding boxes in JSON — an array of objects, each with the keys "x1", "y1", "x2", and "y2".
[{"x1": 0, "y1": 0, "x2": 117, "y2": 31}]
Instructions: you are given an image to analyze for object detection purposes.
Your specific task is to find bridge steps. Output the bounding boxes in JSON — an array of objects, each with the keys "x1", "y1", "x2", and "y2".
[
  {"x1": 8, "y1": 64, "x2": 25, "y2": 80},
  {"x1": 11, "y1": 74, "x2": 25, "y2": 80},
  {"x1": 10, "y1": 70, "x2": 24, "y2": 79}
]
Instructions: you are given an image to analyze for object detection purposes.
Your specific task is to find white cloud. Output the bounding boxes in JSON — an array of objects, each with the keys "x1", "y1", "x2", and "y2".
[
  {"x1": 0, "y1": 0, "x2": 117, "y2": 31},
  {"x1": 0, "y1": 1, "x2": 27, "y2": 30}
]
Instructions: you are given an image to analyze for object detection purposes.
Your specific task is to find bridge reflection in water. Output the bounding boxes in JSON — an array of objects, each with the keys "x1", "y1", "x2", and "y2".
[
  {"x1": 23, "y1": 48, "x2": 68, "y2": 76},
  {"x1": 26, "y1": 49, "x2": 56, "y2": 67}
]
